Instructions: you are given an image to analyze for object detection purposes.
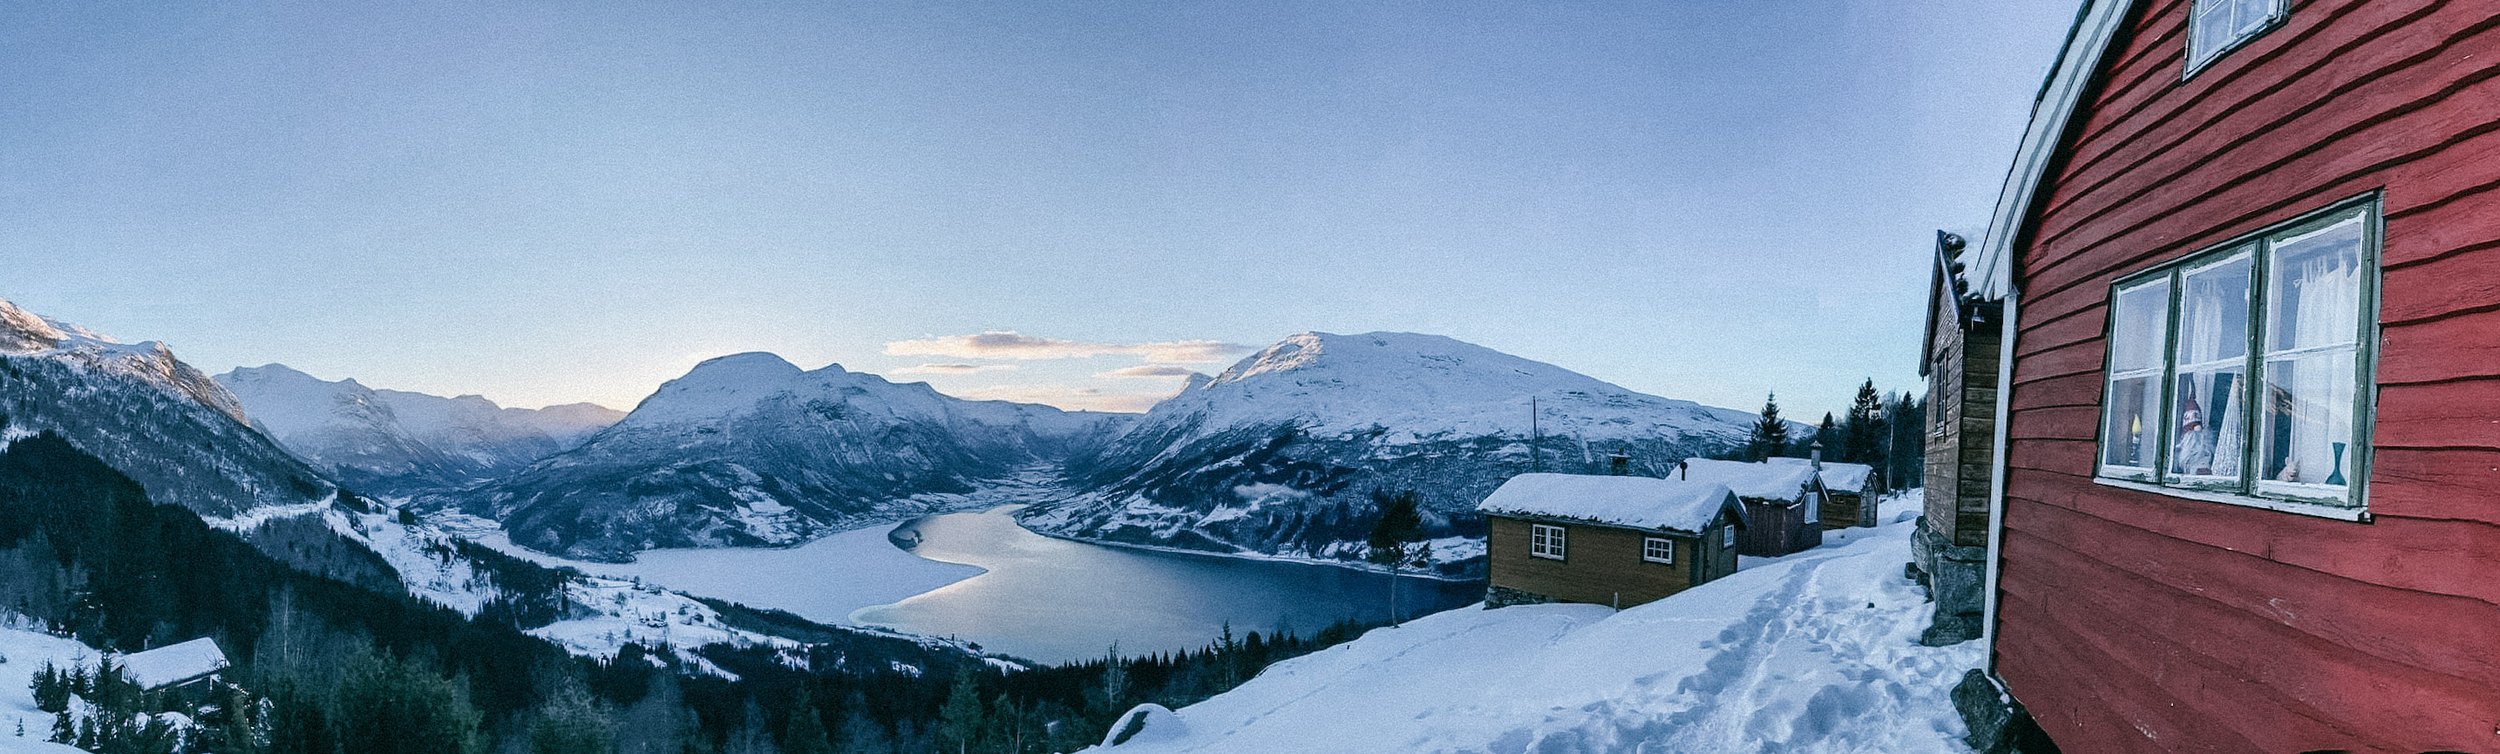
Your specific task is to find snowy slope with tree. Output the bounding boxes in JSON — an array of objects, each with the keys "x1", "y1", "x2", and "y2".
[
  {"x1": 1022, "y1": 332, "x2": 1785, "y2": 574},
  {"x1": 1091, "y1": 513, "x2": 1981, "y2": 753},
  {"x1": 458, "y1": 352, "x2": 1135, "y2": 561},
  {"x1": 216, "y1": 364, "x2": 621, "y2": 495}
]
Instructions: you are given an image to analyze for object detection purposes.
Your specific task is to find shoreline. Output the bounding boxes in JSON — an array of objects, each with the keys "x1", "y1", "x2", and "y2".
[{"x1": 1000, "y1": 517, "x2": 1485, "y2": 585}]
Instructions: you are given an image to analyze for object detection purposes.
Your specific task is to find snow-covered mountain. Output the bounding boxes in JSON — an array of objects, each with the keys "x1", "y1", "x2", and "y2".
[
  {"x1": 216, "y1": 364, "x2": 623, "y2": 495},
  {"x1": 1019, "y1": 332, "x2": 1774, "y2": 573},
  {"x1": 460, "y1": 352, "x2": 1135, "y2": 561},
  {"x1": 0, "y1": 298, "x2": 333, "y2": 519}
]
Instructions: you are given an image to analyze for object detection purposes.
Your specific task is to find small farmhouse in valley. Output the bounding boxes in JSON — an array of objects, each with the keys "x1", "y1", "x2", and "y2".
[
  {"x1": 1476, "y1": 473, "x2": 1746, "y2": 609},
  {"x1": 1767, "y1": 456, "x2": 1883, "y2": 528},
  {"x1": 1952, "y1": 0, "x2": 2500, "y2": 748},
  {"x1": 119, "y1": 637, "x2": 229, "y2": 703},
  {"x1": 1673, "y1": 459, "x2": 1824, "y2": 557}
]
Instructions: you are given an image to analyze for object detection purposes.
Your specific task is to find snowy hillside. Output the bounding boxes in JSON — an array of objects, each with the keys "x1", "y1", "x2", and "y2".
[
  {"x1": 0, "y1": 619, "x2": 97, "y2": 746},
  {"x1": 1022, "y1": 332, "x2": 1776, "y2": 573},
  {"x1": 216, "y1": 364, "x2": 622, "y2": 494},
  {"x1": 1092, "y1": 514, "x2": 1981, "y2": 753},
  {"x1": 0, "y1": 298, "x2": 335, "y2": 519},
  {"x1": 462, "y1": 352, "x2": 1134, "y2": 561}
]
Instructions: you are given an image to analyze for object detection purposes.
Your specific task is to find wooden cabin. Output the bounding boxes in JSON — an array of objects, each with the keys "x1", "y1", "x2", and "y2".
[
  {"x1": 1960, "y1": 0, "x2": 2500, "y2": 749},
  {"x1": 1476, "y1": 473, "x2": 1746, "y2": 609},
  {"x1": 1911, "y1": 228, "x2": 2004, "y2": 646},
  {"x1": 1672, "y1": 459, "x2": 1824, "y2": 557},
  {"x1": 1767, "y1": 457, "x2": 1882, "y2": 529},
  {"x1": 119, "y1": 637, "x2": 229, "y2": 705}
]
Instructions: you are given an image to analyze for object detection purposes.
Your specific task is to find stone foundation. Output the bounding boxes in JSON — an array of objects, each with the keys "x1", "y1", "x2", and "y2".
[
  {"x1": 1910, "y1": 516, "x2": 1989, "y2": 646},
  {"x1": 1484, "y1": 585, "x2": 1555, "y2": 608}
]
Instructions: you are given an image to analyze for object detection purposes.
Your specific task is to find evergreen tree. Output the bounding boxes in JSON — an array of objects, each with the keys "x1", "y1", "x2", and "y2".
[
  {"x1": 1843, "y1": 379, "x2": 1886, "y2": 465},
  {"x1": 1817, "y1": 413, "x2": 1838, "y2": 449},
  {"x1": 936, "y1": 672, "x2": 986, "y2": 754},
  {"x1": 335, "y1": 654, "x2": 480, "y2": 754},
  {"x1": 779, "y1": 687, "x2": 833, "y2": 754},
  {"x1": 1364, "y1": 491, "x2": 1425, "y2": 627},
  {"x1": 1748, "y1": 393, "x2": 1791, "y2": 461},
  {"x1": 722, "y1": 701, "x2": 778, "y2": 754}
]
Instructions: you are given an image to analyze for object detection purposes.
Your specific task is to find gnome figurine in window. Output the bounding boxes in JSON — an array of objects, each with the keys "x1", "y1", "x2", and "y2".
[{"x1": 2173, "y1": 383, "x2": 2213, "y2": 475}]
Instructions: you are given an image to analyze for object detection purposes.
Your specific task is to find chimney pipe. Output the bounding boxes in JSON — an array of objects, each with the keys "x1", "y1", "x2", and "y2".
[
  {"x1": 1810, "y1": 441, "x2": 1824, "y2": 471},
  {"x1": 1678, "y1": 460, "x2": 1688, "y2": 480},
  {"x1": 1609, "y1": 454, "x2": 1630, "y2": 476}
]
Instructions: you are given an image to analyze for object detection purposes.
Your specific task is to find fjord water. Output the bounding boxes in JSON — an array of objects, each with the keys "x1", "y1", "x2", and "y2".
[{"x1": 851, "y1": 506, "x2": 1484, "y2": 664}]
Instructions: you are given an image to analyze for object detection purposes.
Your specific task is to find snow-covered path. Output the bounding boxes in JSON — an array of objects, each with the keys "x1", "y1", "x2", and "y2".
[{"x1": 1093, "y1": 517, "x2": 1982, "y2": 753}]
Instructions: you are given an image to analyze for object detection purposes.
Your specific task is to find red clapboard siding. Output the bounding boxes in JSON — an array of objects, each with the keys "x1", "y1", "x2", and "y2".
[{"x1": 1995, "y1": 0, "x2": 2500, "y2": 747}]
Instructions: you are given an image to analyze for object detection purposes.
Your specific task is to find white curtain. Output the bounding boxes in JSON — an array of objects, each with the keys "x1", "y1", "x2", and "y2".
[
  {"x1": 2171, "y1": 260, "x2": 2248, "y2": 478},
  {"x1": 2270, "y1": 223, "x2": 2362, "y2": 486}
]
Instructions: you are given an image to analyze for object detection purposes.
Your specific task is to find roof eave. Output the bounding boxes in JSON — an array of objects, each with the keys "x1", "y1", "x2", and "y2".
[{"x1": 1968, "y1": 0, "x2": 2143, "y2": 300}]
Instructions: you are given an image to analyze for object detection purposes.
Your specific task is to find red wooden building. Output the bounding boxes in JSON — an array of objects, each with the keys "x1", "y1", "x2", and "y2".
[{"x1": 1961, "y1": 0, "x2": 2500, "y2": 750}]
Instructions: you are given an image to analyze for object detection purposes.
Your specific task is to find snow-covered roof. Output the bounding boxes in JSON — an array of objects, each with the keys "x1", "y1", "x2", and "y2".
[
  {"x1": 119, "y1": 638, "x2": 229, "y2": 690},
  {"x1": 1477, "y1": 473, "x2": 1745, "y2": 534},
  {"x1": 1766, "y1": 458, "x2": 1876, "y2": 492},
  {"x1": 1673, "y1": 459, "x2": 1820, "y2": 502}
]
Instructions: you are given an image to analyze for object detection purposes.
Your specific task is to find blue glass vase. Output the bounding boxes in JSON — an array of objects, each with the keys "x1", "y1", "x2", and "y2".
[{"x1": 2325, "y1": 442, "x2": 2347, "y2": 486}]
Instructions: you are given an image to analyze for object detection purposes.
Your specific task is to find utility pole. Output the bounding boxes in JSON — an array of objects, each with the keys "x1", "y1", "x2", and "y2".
[{"x1": 1530, "y1": 396, "x2": 1542, "y2": 472}]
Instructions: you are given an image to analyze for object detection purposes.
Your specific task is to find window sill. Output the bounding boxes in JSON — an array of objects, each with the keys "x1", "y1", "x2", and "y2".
[
  {"x1": 1530, "y1": 553, "x2": 1565, "y2": 561},
  {"x1": 2091, "y1": 477, "x2": 2369, "y2": 522}
]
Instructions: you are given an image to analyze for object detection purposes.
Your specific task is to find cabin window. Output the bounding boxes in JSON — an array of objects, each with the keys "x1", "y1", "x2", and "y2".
[
  {"x1": 1642, "y1": 537, "x2": 1674, "y2": 564},
  {"x1": 1530, "y1": 524, "x2": 1566, "y2": 560},
  {"x1": 2096, "y1": 198, "x2": 2377, "y2": 515},
  {"x1": 1722, "y1": 525, "x2": 1735, "y2": 549},
  {"x1": 2186, "y1": 0, "x2": 2285, "y2": 75}
]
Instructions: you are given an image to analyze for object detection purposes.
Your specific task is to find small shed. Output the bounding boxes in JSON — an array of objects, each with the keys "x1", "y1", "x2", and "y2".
[
  {"x1": 119, "y1": 638, "x2": 229, "y2": 702},
  {"x1": 1768, "y1": 457, "x2": 1883, "y2": 529},
  {"x1": 1476, "y1": 473, "x2": 1747, "y2": 610},
  {"x1": 1673, "y1": 459, "x2": 1825, "y2": 557}
]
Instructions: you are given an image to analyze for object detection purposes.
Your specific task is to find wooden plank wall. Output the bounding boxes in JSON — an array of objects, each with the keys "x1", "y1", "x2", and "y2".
[
  {"x1": 1486, "y1": 517, "x2": 1708, "y2": 608},
  {"x1": 1998, "y1": 0, "x2": 2500, "y2": 749}
]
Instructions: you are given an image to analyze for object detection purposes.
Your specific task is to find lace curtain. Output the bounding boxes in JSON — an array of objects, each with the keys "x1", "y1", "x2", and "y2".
[{"x1": 2262, "y1": 219, "x2": 2363, "y2": 487}]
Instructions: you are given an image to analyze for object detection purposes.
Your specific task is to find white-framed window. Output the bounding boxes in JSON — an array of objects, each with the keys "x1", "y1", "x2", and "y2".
[
  {"x1": 1642, "y1": 537, "x2": 1674, "y2": 564},
  {"x1": 1722, "y1": 525, "x2": 1736, "y2": 549},
  {"x1": 2187, "y1": 0, "x2": 2287, "y2": 75},
  {"x1": 1530, "y1": 524, "x2": 1566, "y2": 560},
  {"x1": 2095, "y1": 198, "x2": 2377, "y2": 515}
]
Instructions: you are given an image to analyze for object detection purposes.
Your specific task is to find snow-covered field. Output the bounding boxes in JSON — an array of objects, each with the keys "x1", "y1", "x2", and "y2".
[
  {"x1": 1091, "y1": 516, "x2": 1982, "y2": 753},
  {"x1": 446, "y1": 514, "x2": 981, "y2": 627},
  {"x1": 0, "y1": 621, "x2": 94, "y2": 744}
]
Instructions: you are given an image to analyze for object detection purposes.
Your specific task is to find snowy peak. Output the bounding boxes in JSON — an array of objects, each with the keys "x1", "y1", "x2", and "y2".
[
  {"x1": 0, "y1": 297, "x2": 249, "y2": 423},
  {"x1": 1139, "y1": 331, "x2": 1750, "y2": 445},
  {"x1": 215, "y1": 363, "x2": 625, "y2": 494}
]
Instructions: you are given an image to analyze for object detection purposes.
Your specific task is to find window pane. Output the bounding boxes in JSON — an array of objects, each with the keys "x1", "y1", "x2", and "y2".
[
  {"x1": 2176, "y1": 255, "x2": 2251, "y2": 365},
  {"x1": 2234, "y1": 0, "x2": 2279, "y2": 35},
  {"x1": 2261, "y1": 350, "x2": 2357, "y2": 488},
  {"x1": 2267, "y1": 215, "x2": 2365, "y2": 353},
  {"x1": 2112, "y1": 279, "x2": 2172, "y2": 372},
  {"x1": 2105, "y1": 375, "x2": 2162, "y2": 469},
  {"x1": 2192, "y1": 0, "x2": 2235, "y2": 59},
  {"x1": 2170, "y1": 366, "x2": 2246, "y2": 478}
]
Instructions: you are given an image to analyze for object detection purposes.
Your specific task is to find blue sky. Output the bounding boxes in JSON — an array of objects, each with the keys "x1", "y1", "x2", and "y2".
[{"x1": 2, "y1": 1, "x2": 2080, "y2": 416}]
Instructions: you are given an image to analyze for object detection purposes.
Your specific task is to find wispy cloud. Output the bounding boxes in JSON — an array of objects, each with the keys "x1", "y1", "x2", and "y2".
[
  {"x1": 886, "y1": 331, "x2": 1250, "y2": 364},
  {"x1": 892, "y1": 363, "x2": 1020, "y2": 376},
  {"x1": 951, "y1": 384, "x2": 1165, "y2": 413},
  {"x1": 1096, "y1": 364, "x2": 1201, "y2": 379}
]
